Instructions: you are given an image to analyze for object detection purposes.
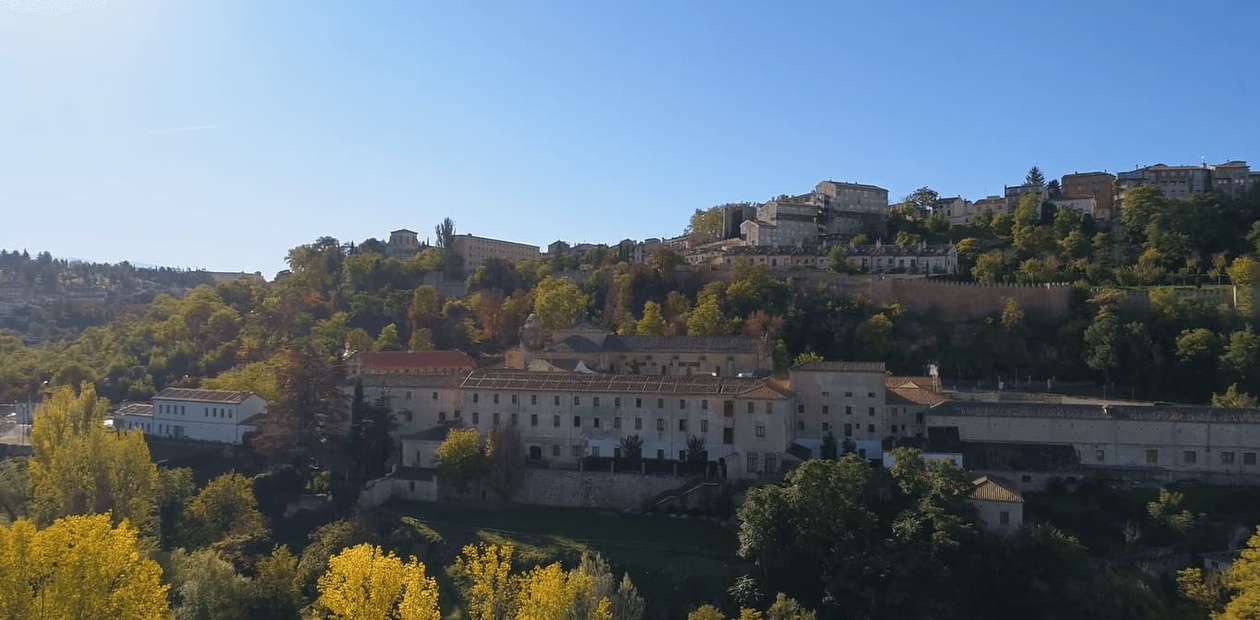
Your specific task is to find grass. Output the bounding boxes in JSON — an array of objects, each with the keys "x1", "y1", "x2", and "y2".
[{"x1": 381, "y1": 501, "x2": 746, "y2": 619}]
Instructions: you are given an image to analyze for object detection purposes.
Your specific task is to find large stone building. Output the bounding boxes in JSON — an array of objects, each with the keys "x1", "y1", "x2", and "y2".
[
  {"x1": 346, "y1": 350, "x2": 476, "y2": 379},
  {"x1": 1116, "y1": 164, "x2": 1212, "y2": 201},
  {"x1": 789, "y1": 361, "x2": 889, "y2": 458},
  {"x1": 508, "y1": 318, "x2": 774, "y2": 377},
  {"x1": 1209, "y1": 161, "x2": 1254, "y2": 198},
  {"x1": 740, "y1": 197, "x2": 819, "y2": 248},
  {"x1": 450, "y1": 234, "x2": 541, "y2": 272},
  {"x1": 841, "y1": 242, "x2": 958, "y2": 275},
  {"x1": 815, "y1": 181, "x2": 890, "y2": 240},
  {"x1": 1059, "y1": 172, "x2": 1117, "y2": 222},
  {"x1": 387, "y1": 229, "x2": 422, "y2": 259}
]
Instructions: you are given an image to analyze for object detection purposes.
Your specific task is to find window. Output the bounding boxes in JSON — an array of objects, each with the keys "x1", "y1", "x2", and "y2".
[
  {"x1": 593, "y1": 417, "x2": 601, "y2": 428},
  {"x1": 765, "y1": 403, "x2": 772, "y2": 414},
  {"x1": 678, "y1": 419, "x2": 688, "y2": 432},
  {"x1": 656, "y1": 449, "x2": 665, "y2": 460},
  {"x1": 572, "y1": 445, "x2": 582, "y2": 457},
  {"x1": 746, "y1": 402, "x2": 754, "y2": 414},
  {"x1": 531, "y1": 395, "x2": 538, "y2": 405},
  {"x1": 530, "y1": 414, "x2": 538, "y2": 426},
  {"x1": 591, "y1": 446, "x2": 601, "y2": 457},
  {"x1": 493, "y1": 412, "x2": 500, "y2": 425},
  {"x1": 1020, "y1": 475, "x2": 1032, "y2": 483},
  {"x1": 1145, "y1": 449, "x2": 1158, "y2": 464},
  {"x1": 657, "y1": 398, "x2": 664, "y2": 409},
  {"x1": 573, "y1": 396, "x2": 580, "y2": 406},
  {"x1": 724, "y1": 428, "x2": 734, "y2": 444},
  {"x1": 594, "y1": 397, "x2": 601, "y2": 407},
  {"x1": 822, "y1": 405, "x2": 829, "y2": 415},
  {"x1": 553, "y1": 415, "x2": 560, "y2": 427},
  {"x1": 1095, "y1": 449, "x2": 1105, "y2": 462},
  {"x1": 635, "y1": 398, "x2": 642, "y2": 408},
  {"x1": 573, "y1": 416, "x2": 581, "y2": 428},
  {"x1": 845, "y1": 405, "x2": 853, "y2": 415},
  {"x1": 702, "y1": 399, "x2": 709, "y2": 410},
  {"x1": 614, "y1": 417, "x2": 621, "y2": 429},
  {"x1": 473, "y1": 394, "x2": 479, "y2": 404},
  {"x1": 511, "y1": 394, "x2": 518, "y2": 404},
  {"x1": 634, "y1": 417, "x2": 642, "y2": 430},
  {"x1": 614, "y1": 397, "x2": 621, "y2": 407},
  {"x1": 868, "y1": 407, "x2": 875, "y2": 416},
  {"x1": 1222, "y1": 451, "x2": 1235, "y2": 465},
  {"x1": 822, "y1": 422, "x2": 830, "y2": 431},
  {"x1": 439, "y1": 411, "x2": 447, "y2": 422},
  {"x1": 868, "y1": 392, "x2": 875, "y2": 398},
  {"x1": 493, "y1": 394, "x2": 500, "y2": 404},
  {"x1": 844, "y1": 391, "x2": 852, "y2": 397},
  {"x1": 755, "y1": 424, "x2": 766, "y2": 437},
  {"x1": 822, "y1": 391, "x2": 830, "y2": 397},
  {"x1": 1247, "y1": 452, "x2": 1257, "y2": 466},
  {"x1": 552, "y1": 445, "x2": 561, "y2": 457},
  {"x1": 554, "y1": 396, "x2": 561, "y2": 406},
  {"x1": 679, "y1": 399, "x2": 687, "y2": 409},
  {"x1": 405, "y1": 391, "x2": 412, "y2": 401},
  {"x1": 1183, "y1": 450, "x2": 1197, "y2": 464},
  {"x1": 656, "y1": 418, "x2": 665, "y2": 431},
  {"x1": 764, "y1": 453, "x2": 777, "y2": 474},
  {"x1": 999, "y1": 511, "x2": 1010, "y2": 525},
  {"x1": 701, "y1": 419, "x2": 709, "y2": 432},
  {"x1": 844, "y1": 423, "x2": 853, "y2": 437},
  {"x1": 746, "y1": 453, "x2": 759, "y2": 474},
  {"x1": 798, "y1": 405, "x2": 805, "y2": 413},
  {"x1": 472, "y1": 412, "x2": 480, "y2": 424},
  {"x1": 796, "y1": 420, "x2": 805, "y2": 431},
  {"x1": 867, "y1": 424, "x2": 875, "y2": 433}
]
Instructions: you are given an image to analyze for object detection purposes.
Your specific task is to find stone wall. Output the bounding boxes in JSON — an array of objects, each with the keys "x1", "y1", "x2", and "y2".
[{"x1": 515, "y1": 469, "x2": 689, "y2": 510}]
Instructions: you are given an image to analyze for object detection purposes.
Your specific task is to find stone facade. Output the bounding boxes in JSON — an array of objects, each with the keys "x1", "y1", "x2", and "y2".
[
  {"x1": 790, "y1": 362, "x2": 888, "y2": 448},
  {"x1": 1059, "y1": 172, "x2": 1117, "y2": 222},
  {"x1": 450, "y1": 234, "x2": 541, "y2": 272}
]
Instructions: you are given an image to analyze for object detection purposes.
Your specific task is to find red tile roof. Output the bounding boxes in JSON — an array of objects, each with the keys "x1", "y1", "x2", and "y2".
[{"x1": 357, "y1": 351, "x2": 475, "y2": 371}]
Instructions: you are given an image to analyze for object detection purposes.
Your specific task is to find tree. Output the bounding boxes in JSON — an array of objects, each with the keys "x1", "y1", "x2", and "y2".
[
  {"x1": 827, "y1": 246, "x2": 859, "y2": 274},
  {"x1": 0, "y1": 458, "x2": 30, "y2": 524},
  {"x1": 532, "y1": 276, "x2": 589, "y2": 330},
  {"x1": 434, "y1": 218, "x2": 456, "y2": 250},
  {"x1": 168, "y1": 548, "x2": 251, "y2": 620},
  {"x1": 687, "y1": 435, "x2": 708, "y2": 463},
  {"x1": 512, "y1": 561, "x2": 612, "y2": 620},
  {"x1": 636, "y1": 301, "x2": 668, "y2": 336},
  {"x1": 408, "y1": 286, "x2": 443, "y2": 329},
  {"x1": 182, "y1": 472, "x2": 268, "y2": 549},
  {"x1": 972, "y1": 250, "x2": 1009, "y2": 284},
  {"x1": 348, "y1": 379, "x2": 395, "y2": 484},
  {"x1": 435, "y1": 428, "x2": 486, "y2": 495},
  {"x1": 793, "y1": 351, "x2": 824, "y2": 366},
  {"x1": 485, "y1": 424, "x2": 526, "y2": 500},
  {"x1": 766, "y1": 593, "x2": 817, "y2": 620},
  {"x1": 1212, "y1": 384, "x2": 1258, "y2": 408},
  {"x1": 0, "y1": 514, "x2": 170, "y2": 619},
  {"x1": 1026, "y1": 166, "x2": 1046, "y2": 188},
  {"x1": 819, "y1": 431, "x2": 838, "y2": 460},
  {"x1": 315, "y1": 544, "x2": 440, "y2": 620},
  {"x1": 28, "y1": 384, "x2": 159, "y2": 529},
  {"x1": 409, "y1": 328, "x2": 434, "y2": 351},
  {"x1": 254, "y1": 343, "x2": 348, "y2": 471},
  {"x1": 373, "y1": 323, "x2": 402, "y2": 351},
  {"x1": 618, "y1": 435, "x2": 644, "y2": 460},
  {"x1": 688, "y1": 605, "x2": 726, "y2": 620},
  {"x1": 248, "y1": 546, "x2": 304, "y2": 620},
  {"x1": 687, "y1": 207, "x2": 726, "y2": 244},
  {"x1": 687, "y1": 294, "x2": 727, "y2": 337},
  {"x1": 453, "y1": 544, "x2": 516, "y2": 620}
]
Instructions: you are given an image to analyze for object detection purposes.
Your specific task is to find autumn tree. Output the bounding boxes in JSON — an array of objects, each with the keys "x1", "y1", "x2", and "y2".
[
  {"x1": 485, "y1": 424, "x2": 527, "y2": 500},
  {"x1": 688, "y1": 294, "x2": 727, "y2": 337},
  {"x1": 167, "y1": 548, "x2": 250, "y2": 620},
  {"x1": 435, "y1": 428, "x2": 487, "y2": 496},
  {"x1": 453, "y1": 544, "x2": 517, "y2": 620},
  {"x1": 0, "y1": 514, "x2": 170, "y2": 619},
  {"x1": 1212, "y1": 384, "x2": 1258, "y2": 408},
  {"x1": 532, "y1": 276, "x2": 589, "y2": 330},
  {"x1": 248, "y1": 546, "x2": 304, "y2": 620},
  {"x1": 636, "y1": 301, "x2": 668, "y2": 336},
  {"x1": 29, "y1": 384, "x2": 158, "y2": 529},
  {"x1": 182, "y1": 472, "x2": 268, "y2": 549},
  {"x1": 0, "y1": 458, "x2": 30, "y2": 524},
  {"x1": 315, "y1": 544, "x2": 440, "y2": 620}
]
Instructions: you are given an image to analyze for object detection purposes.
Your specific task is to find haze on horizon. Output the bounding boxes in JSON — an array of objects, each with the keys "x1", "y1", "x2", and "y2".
[{"x1": 2, "y1": 0, "x2": 1257, "y2": 276}]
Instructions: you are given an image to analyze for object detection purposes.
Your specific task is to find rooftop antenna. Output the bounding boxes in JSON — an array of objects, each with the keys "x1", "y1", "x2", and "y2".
[{"x1": 1201, "y1": 155, "x2": 1207, "y2": 167}]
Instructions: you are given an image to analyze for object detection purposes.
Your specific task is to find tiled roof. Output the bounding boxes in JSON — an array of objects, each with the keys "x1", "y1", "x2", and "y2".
[
  {"x1": 846, "y1": 244, "x2": 954, "y2": 257},
  {"x1": 886, "y1": 376, "x2": 941, "y2": 391},
  {"x1": 115, "y1": 402, "x2": 154, "y2": 417},
  {"x1": 930, "y1": 402, "x2": 1260, "y2": 424},
  {"x1": 155, "y1": 388, "x2": 254, "y2": 404},
  {"x1": 792, "y1": 361, "x2": 887, "y2": 374},
  {"x1": 888, "y1": 387, "x2": 948, "y2": 407},
  {"x1": 354, "y1": 374, "x2": 467, "y2": 389},
  {"x1": 356, "y1": 350, "x2": 475, "y2": 371},
  {"x1": 970, "y1": 476, "x2": 1024, "y2": 503},
  {"x1": 459, "y1": 369, "x2": 788, "y2": 398}
]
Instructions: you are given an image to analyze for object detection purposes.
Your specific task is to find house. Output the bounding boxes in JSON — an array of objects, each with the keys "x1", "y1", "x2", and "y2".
[
  {"x1": 934, "y1": 197, "x2": 974, "y2": 226},
  {"x1": 842, "y1": 242, "x2": 958, "y2": 275},
  {"x1": 719, "y1": 245, "x2": 826, "y2": 270},
  {"x1": 125, "y1": 388, "x2": 266, "y2": 443},
  {"x1": 968, "y1": 475, "x2": 1024, "y2": 535},
  {"x1": 1059, "y1": 172, "x2": 1117, "y2": 222},
  {"x1": 1049, "y1": 196, "x2": 1097, "y2": 218},
  {"x1": 387, "y1": 229, "x2": 421, "y2": 259},
  {"x1": 509, "y1": 316, "x2": 774, "y2": 377},
  {"x1": 886, "y1": 375, "x2": 948, "y2": 439},
  {"x1": 789, "y1": 361, "x2": 888, "y2": 460},
  {"x1": 114, "y1": 402, "x2": 155, "y2": 434},
  {"x1": 346, "y1": 350, "x2": 476, "y2": 379}
]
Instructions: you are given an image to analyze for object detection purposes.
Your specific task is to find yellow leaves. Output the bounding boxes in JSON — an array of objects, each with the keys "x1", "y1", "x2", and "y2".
[
  {"x1": 0, "y1": 514, "x2": 170, "y2": 620},
  {"x1": 455, "y1": 543, "x2": 516, "y2": 620},
  {"x1": 315, "y1": 543, "x2": 440, "y2": 620},
  {"x1": 29, "y1": 385, "x2": 158, "y2": 529}
]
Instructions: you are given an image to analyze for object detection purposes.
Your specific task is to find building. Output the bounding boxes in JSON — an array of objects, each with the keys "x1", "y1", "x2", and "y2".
[
  {"x1": 722, "y1": 204, "x2": 760, "y2": 240},
  {"x1": 1004, "y1": 184, "x2": 1047, "y2": 213},
  {"x1": 387, "y1": 229, "x2": 422, "y2": 259},
  {"x1": 1116, "y1": 164, "x2": 1212, "y2": 201},
  {"x1": 972, "y1": 195, "x2": 1007, "y2": 218},
  {"x1": 718, "y1": 245, "x2": 826, "y2": 270},
  {"x1": 740, "y1": 197, "x2": 818, "y2": 248},
  {"x1": 886, "y1": 375, "x2": 946, "y2": 439},
  {"x1": 926, "y1": 402, "x2": 1260, "y2": 486},
  {"x1": 510, "y1": 317, "x2": 774, "y2": 377},
  {"x1": 118, "y1": 388, "x2": 265, "y2": 443},
  {"x1": 934, "y1": 197, "x2": 974, "y2": 226},
  {"x1": 450, "y1": 234, "x2": 541, "y2": 272},
  {"x1": 842, "y1": 242, "x2": 958, "y2": 276},
  {"x1": 346, "y1": 350, "x2": 476, "y2": 379},
  {"x1": 815, "y1": 181, "x2": 890, "y2": 239},
  {"x1": 968, "y1": 476, "x2": 1024, "y2": 536},
  {"x1": 1049, "y1": 196, "x2": 1097, "y2": 218},
  {"x1": 1059, "y1": 172, "x2": 1117, "y2": 222},
  {"x1": 1210, "y1": 161, "x2": 1254, "y2": 198},
  {"x1": 789, "y1": 361, "x2": 888, "y2": 458}
]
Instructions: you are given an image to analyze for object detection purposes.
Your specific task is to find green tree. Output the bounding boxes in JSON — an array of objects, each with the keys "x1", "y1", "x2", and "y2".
[
  {"x1": 792, "y1": 351, "x2": 824, "y2": 366},
  {"x1": 687, "y1": 294, "x2": 727, "y2": 337},
  {"x1": 254, "y1": 343, "x2": 348, "y2": 471},
  {"x1": 532, "y1": 276, "x2": 589, "y2": 330},
  {"x1": 0, "y1": 458, "x2": 30, "y2": 525},
  {"x1": 168, "y1": 548, "x2": 251, "y2": 620},
  {"x1": 1025, "y1": 166, "x2": 1046, "y2": 188},
  {"x1": 484, "y1": 424, "x2": 526, "y2": 500},
  {"x1": 636, "y1": 301, "x2": 668, "y2": 336},
  {"x1": 1212, "y1": 384, "x2": 1258, "y2": 408},
  {"x1": 182, "y1": 472, "x2": 269, "y2": 550},
  {"x1": 248, "y1": 546, "x2": 304, "y2": 620},
  {"x1": 827, "y1": 246, "x2": 859, "y2": 274},
  {"x1": 972, "y1": 250, "x2": 1009, "y2": 284},
  {"x1": 373, "y1": 323, "x2": 402, "y2": 351},
  {"x1": 819, "y1": 431, "x2": 838, "y2": 460}
]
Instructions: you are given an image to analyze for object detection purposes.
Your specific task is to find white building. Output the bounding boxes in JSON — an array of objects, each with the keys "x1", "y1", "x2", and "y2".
[
  {"x1": 119, "y1": 388, "x2": 265, "y2": 443},
  {"x1": 1050, "y1": 197, "x2": 1097, "y2": 217}
]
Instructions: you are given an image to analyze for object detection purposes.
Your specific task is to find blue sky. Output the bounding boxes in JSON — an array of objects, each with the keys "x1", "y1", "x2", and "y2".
[{"x1": 2, "y1": 0, "x2": 1258, "y2": 276}]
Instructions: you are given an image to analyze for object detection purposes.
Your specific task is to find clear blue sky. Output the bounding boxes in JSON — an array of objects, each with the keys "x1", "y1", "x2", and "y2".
[{"x1": 3, "y1": 0, "x2": 1258, "y2": 276}]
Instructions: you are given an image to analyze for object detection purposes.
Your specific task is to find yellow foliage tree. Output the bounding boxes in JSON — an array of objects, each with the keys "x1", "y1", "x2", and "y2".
[
  {"x1": 315, "y1": 543, "x2": 440, "y2": 620},
  {"x1": 0, "y1": 514, "x2": 169, "y2": 619},
  {"x1": 182, "y1": 472, "x2": 269, "y2": 548},
  {"x1": 688, "y1": 605, "x2": 726, "y2": 620},
  {"x1": 1207, "y1": 526, "x2": 1260, "y2": 618},
  {"x1": 512, "y1": 561, "x2": 613, "y2": 620},
  {"x1": 28, "y1": 384, "x2": 158, "y2": 529},
  {"x1": 454, "y1": 543, "x2": 517, "y2": 620}
]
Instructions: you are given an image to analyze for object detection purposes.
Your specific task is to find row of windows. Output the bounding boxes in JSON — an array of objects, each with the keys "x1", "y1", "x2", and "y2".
[
  {"x1": 460, "y1": 412, "x2": 768, "y2": 437},
  {"x1": 795, "y1": 420, "x2": 915, "y2": 436},
  {"x1": 464, "y1": 393, "x2": 769, "y2": 412},
  {"x1": 799, "y1": 404, "x2": 880, "y2": 416},
  {"x1": 158, "y1": 404, "x2": 235, "y2": 419},
  {"x1": 1135, "y1": 449, "x2": 1259, "y2": 466}
]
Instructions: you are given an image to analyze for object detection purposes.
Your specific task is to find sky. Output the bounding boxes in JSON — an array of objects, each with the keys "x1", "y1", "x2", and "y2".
[{"x1": 2, "y1": 0, "x2": 1259, "y2": 276}]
